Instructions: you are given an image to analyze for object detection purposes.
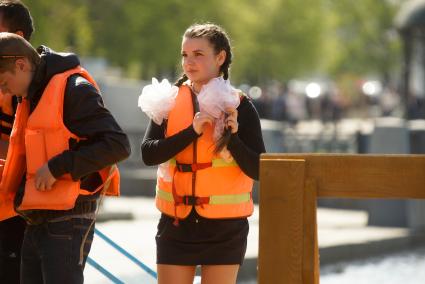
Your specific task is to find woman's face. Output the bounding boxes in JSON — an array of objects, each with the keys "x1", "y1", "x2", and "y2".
[{"x1": 181, "y1": 37, "x2": 225, "y2": 87}]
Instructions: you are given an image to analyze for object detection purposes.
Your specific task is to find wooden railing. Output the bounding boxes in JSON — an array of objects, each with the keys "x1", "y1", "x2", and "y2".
[{"x1": 258, "y1": 154, "x2": 425, "y2": 284}]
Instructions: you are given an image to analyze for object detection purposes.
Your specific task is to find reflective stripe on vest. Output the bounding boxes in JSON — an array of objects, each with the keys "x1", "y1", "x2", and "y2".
[
  {"x1": 156, "y1": 186, "x2": 251, "y2": 205},
  {"x1": 169, "y1": 158, "x2": 238, "y2": 168}
]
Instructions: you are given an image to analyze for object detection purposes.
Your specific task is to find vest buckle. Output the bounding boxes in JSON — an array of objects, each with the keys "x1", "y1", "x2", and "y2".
[{"x1": 182, "y1": 195, "x2": 197, "y2": 205}]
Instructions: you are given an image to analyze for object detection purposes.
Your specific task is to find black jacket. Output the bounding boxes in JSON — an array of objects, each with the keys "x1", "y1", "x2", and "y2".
[{"x1": 17, "y1": 46, "x2": 130, "y2": 203}]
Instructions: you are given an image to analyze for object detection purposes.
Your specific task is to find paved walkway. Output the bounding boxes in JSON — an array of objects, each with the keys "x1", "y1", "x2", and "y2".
[{"x1": 84, "y1": 197, "x2": 419, "y2": 284}]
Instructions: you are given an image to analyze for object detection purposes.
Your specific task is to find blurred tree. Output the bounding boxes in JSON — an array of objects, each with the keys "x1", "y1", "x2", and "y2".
[
  {"x1": 23, "y1": 0, "x2": 402, "y2": 85},
  {"x1": 324, "y1": 0, "x2": 401, "y2": 80},
  {"x1": 87, "y1": 0, "x2": 230, "y2": 78},
  {"x1": 26, "y1": 0, "x2": 93, "y2": 54},
  {"x1": 86, "y1": 0, "x2": 129, "y2": 66},
  {"x1": 230, "y1": 0, "x2": 325, "y2": 84}
]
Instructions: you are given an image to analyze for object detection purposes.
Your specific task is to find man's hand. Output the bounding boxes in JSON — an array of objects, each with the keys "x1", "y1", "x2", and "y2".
[{"x1": 35, "y1": 163, "x2": 57, "y2": 191}]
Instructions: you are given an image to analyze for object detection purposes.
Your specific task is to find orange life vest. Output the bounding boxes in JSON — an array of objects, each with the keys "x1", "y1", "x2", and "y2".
[
  {"x1": 155, "y1": 85, "x2": 253, "y2": 221},
  {"x1": 0, "y1": 97, "x2": 29, "y2": 221},
  {"x1": 0, "y1": 66, "x2": 120, "y2": 220},
  {"x1": 0, "y1": 91, "x2": 16, "y2": 220}
]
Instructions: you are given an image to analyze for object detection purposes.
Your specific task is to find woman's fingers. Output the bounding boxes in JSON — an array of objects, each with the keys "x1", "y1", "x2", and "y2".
[
  {"x1": 225, "y1": 108, "x2": 238, "y2": 133},
  {"x1": 226, "y1": 108, "x2": 238, "y2": 119},
  {"x1": 193, "y1": 112, "x2": 214, "y2": 134},
  {"x1": 193, "y1": 110, "x2": 238, "y2": 135}
]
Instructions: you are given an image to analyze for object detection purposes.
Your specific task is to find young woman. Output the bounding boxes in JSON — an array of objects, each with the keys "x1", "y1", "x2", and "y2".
[{"x1": 141, "y1": 23, "x2": 265, "y2": 284}]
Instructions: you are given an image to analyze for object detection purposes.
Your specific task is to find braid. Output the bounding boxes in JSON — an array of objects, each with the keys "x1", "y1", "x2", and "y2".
[
  {"x1": 217, "y1": 31, "x2": 232, "y2": 80},
  {"x1": 214, "y1": 127, "x2": 232, "y2": 154},
  {"x1": 175, "y1": 74, "x2": 188, "y2": 87},
  {"x1": 222, "y1": 66, "x2": 229, "y2": 80}
]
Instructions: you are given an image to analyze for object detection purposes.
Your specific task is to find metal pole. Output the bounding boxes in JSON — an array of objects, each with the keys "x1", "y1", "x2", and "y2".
[
  {"x1": 87, "y1": 257, "x2": 125, "y2": 284},
  {"x1": 94, "y1": 228, "x2": 158, "y2": 279}
]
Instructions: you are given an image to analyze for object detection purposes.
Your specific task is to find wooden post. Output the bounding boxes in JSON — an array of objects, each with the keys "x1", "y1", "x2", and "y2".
[
  {"x1": 302, "y1": 178, "x2": 319, "y2": 284},
  {"x1": 258, "y1": 159, "x2": 305, "y2": 284},
  {"x1": 259, "y1": 154, "x2": 425, "y2": 283},
  {"x1": 262, "y1": 154, "x2": 425, "y2": 199}
]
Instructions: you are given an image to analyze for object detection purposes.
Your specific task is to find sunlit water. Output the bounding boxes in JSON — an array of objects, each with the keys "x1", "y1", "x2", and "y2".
[{"x1": 240, "y1": 247, "x2": 425, "y2": 284}]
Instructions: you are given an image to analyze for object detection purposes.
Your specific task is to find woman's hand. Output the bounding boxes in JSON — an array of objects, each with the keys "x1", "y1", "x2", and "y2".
[
  {"x1": 193, "y1": 112, "x2": 213, "y2": 135},
  {"x1": 219, "y1": 146, "x2": 234, "y2": 163},
  {"x1": 225, "y1": 108, "x2": 238, "y2": 134}
]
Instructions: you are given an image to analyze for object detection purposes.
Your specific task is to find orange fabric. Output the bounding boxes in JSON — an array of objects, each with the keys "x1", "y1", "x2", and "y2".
[
  {"x1": 0, "y1": 158, "x2": 13, "y2": 220},
  {"x1": 0, "y1": 66, "x2": 119, "y2": 216},
  {"x1": 79, "y1": 165, "x2": 120, "y2": 196},
  {"x1": 0, "y1": 99, "x2": 29, "y2": 221},
  {"x1": 156, "y1": 85, "x2": 253, "y2": 219}
]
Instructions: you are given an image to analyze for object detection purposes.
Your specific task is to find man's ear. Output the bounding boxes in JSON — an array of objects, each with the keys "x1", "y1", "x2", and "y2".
[
  {"x1": 14, "y1": 31, "x2": 24, "y2": 38},
  {"x1": 217, "y1": 50, "x2": 226, "y2": 67},
  {"x1": 15, "y1": 58, "x2": 29, "y2": 71}
]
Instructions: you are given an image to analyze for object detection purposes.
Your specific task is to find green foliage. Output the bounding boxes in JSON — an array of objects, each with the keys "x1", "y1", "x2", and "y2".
[
  {"x1": 23, "y1": 0, "x2": 402, "y2": 83},
  {"x1": 323, "y1": 0, "x2": 401, "y2": 78},
  {"x1": 26, "y1": 0, "x2": 93, "y2": 54},
  {"x1": 229, "y1": 0, "x2": 325, "y2": 83}
]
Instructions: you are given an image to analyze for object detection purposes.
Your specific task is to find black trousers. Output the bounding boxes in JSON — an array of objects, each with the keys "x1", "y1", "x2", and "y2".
[
  {"x1": 20, "y1": 218, "x2": 95, "y2": 284},
  {"x1": 0, "y1": 216, "x2": 26, "y2": 284}
]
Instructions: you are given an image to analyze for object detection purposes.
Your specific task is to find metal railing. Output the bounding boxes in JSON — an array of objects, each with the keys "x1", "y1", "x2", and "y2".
[{"x1": 88, "y1": 228, "x2": 157, "y2": 283}]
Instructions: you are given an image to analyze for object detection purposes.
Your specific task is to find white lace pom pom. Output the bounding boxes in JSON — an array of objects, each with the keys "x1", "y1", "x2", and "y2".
[{"x1": 138, "y1": 78, "x2": 178, "y2": 125}]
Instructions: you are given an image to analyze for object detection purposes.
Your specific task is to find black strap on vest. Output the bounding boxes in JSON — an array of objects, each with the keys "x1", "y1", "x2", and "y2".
[
  {"x1": 0, "y1": 124, "x2": 12, "y2": 135},
  {"x1": 191, "y1": 89, "x2": 200, "y2": 113},
  {"x1": 0, "y1": 95, "x2": 17, "y2": 136},
  {"x1": 0, "y1": 111, "x2": 13, "y2": 135},
  {"x1": 0, "y1": 111, "x2": 14, "y2": 124}
]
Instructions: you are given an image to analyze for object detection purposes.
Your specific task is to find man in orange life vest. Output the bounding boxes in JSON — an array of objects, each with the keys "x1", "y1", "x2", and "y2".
[
  {"x1": 0, "y1": 33, "x2": 131, "y2": 283},
  {"x1": 0, "y1": 1, "x2": 34, "y2": 283}
]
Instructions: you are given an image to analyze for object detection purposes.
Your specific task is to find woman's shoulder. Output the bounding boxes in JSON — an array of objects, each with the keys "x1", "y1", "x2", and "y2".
[
  {"x1": 237, "y1": 93, "x2": 254, "y2": 111},
  {"x1": 236, "y1": 93, "x2": 261, "y2": 123}
]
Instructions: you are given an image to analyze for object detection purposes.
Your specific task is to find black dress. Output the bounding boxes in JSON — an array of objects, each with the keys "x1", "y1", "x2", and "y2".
[
  {"x1": 156, "y1": 210, "x2": 249, "y2": 265},
  {"x1": 141, "y1": 96, "x2": 265, "y2": 265}
]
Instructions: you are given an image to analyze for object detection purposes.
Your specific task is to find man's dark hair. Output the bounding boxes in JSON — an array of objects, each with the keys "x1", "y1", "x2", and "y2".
[
  {"x1": 0, "y1": 33, "x2": 40, "y2": 73},
  {"x1": 0, "y1": 0, "x2": 34, "y2": 41}
]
